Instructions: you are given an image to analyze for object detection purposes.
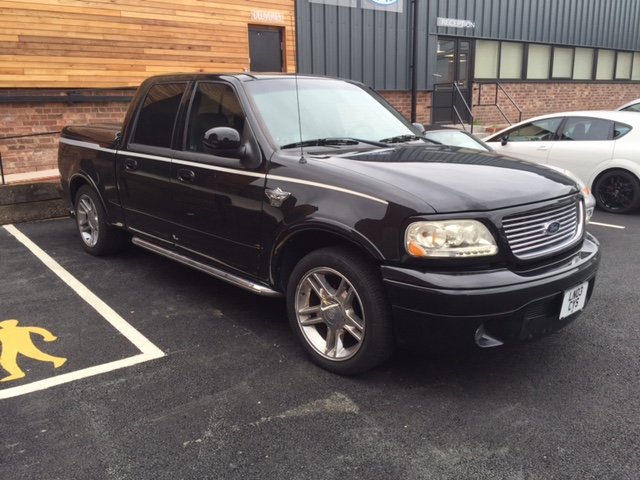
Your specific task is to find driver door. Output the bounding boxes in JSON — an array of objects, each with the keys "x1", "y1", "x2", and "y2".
[{"x1": 488, "y1": 117, "x2": 563, "y2": 165}]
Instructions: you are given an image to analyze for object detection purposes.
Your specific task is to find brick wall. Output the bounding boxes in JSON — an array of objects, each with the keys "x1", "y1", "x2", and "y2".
[
  {"x1": 0, "y1": 90, "x2": 131, "y2": 177},
  {"x1": 472, "y1": 82, "x2": 640, "y2": 127},
  {"x1": 382, "y1": 82, "x2": 640, "y2": 129},
  {"x1": 379, "y1": 91, "x2": 432, "y2": 126}
]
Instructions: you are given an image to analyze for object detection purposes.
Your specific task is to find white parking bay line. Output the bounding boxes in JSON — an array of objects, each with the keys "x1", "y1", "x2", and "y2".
[
  {"x1": 589, "y1": 221, "x2": 625, "y2": 229},
  {"x1": 1, "y1": 224, "x2": 165, "y2": 400}
]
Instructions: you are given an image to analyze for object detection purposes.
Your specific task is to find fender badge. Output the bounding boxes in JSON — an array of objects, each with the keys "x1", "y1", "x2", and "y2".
[{"x1": 265, "y1": 187, "x2": 291, "y2": 207}]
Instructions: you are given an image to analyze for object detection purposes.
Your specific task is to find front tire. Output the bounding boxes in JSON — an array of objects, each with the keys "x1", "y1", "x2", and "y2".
[
  {"x1": 593, "y1": 170, "x2": 640, "y2": 214},
  {"x1": 286, "y1": 246, "x2": 396, "y2": 375},
  {"x1": 74, "y1": 185, "x2": 129, "y2": 256}
]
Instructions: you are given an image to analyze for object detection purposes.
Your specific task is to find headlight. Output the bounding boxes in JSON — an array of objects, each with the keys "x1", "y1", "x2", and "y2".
[{"x1": 405, "y1": 220, "x2": 498, "y2": 258}]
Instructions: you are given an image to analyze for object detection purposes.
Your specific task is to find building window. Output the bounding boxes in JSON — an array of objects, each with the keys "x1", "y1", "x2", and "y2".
[
  {"x1": 573, "y1": 48, "x2": 594, "y2": 80},
  {"x1": 527, "y1": 44, "x2": 551, "y2": 79},
  {"x1": 474, "y1": 40, "x2": 639, "y2": 83},
  {"x1": 615, "y1": 52, "x2": 633, "y2": 80},
  {"x1": 475, "y1": 40, "x2": 499, "y2": 78},
  {"x1": 596, "y1": 50, "x2": 615, "y2": 80},
  {"x1": 474, "y1": 41, "x2": 522, "y2": 79},
  {"x1": 436, "y1": 40, "x2": 456, "y2": 83},
  {"x1": 552, "y1": 47, "x2": 574, "y2": 78},
  {"x1": 633, "y1": 53, "x2": 640, "y2": 81},
  {"x1": 500, "y1": 42, "x2": 523, "y2": 79}
]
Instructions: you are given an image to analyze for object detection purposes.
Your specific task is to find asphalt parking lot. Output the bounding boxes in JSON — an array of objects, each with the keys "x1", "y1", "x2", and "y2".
[{"x1": 2, "y1": 210, "x2": 639, "y2": 480}]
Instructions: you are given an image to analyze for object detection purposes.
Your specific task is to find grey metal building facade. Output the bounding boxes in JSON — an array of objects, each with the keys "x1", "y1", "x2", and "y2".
[{"x1": 296, "y1": 0, "x2": 640, "y2": 125}]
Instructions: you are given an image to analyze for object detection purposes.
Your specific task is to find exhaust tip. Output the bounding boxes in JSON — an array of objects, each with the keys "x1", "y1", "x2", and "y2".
[{"x1": 475, "y1": 325, "x2": 504, "y2": 348}]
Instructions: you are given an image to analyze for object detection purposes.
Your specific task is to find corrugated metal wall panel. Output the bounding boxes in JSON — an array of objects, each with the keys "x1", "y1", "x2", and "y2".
[
  {"x1": 297, "y1": 2, "x2": 411, "y2": 90},
  {"x1": 297, "y1": 0, "x2": 640, "y2": 90},
  {"x1": 432, "y1": 0, "x2": 640, "y2": 50}
]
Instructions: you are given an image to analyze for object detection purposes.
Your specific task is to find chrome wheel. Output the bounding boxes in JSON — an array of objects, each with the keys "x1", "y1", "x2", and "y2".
[
  {"x1": 294, "y1": 267, "x2": 365, "y2": 361},
  {"x1": 76, "y1": 193, "x2": 100, "y2": 247},
  {"x1": 74, "y1": 184, "x2": 129, "y2": 256},
  {"x1": 287, "y1": 246, "x2": 396, "y2": 375}
]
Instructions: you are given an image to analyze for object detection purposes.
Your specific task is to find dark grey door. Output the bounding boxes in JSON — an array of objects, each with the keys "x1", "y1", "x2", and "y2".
[
  {"x1": 432, "y1": 38, "x2": 472, "y2": 125},
  {"x1": 249, "y1": 28, "x2": 283, "y2": 72}
]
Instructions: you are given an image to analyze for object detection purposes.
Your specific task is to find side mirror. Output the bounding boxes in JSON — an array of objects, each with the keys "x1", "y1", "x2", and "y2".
[
  {"x1": 412, "y1": 122, "x2": 425, "y2": 134},
  {"x1": 203, "y1": 126, "x2": 262, "y2": 168},
  {"x1": 501, "y1": 135, "x2": 508, "y2": 146},
  {"x1": 203, "y1": 126, "x2": 242, "y2": 153}
]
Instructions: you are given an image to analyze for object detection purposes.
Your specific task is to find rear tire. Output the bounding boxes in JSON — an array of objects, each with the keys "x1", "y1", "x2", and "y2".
[
  {"x1": 286, "y1": 246, "x2": 396, "y2": 375},
  {"x1": 74, "y1": 185, "x2": 129, "y2": 256},
  {"x1": 594, "y1": 170, "x2": 640, "y2": 214}
]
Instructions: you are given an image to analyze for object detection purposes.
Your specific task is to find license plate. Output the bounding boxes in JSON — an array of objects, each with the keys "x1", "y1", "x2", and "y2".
[{"x1": 559, "y1": 281, "x2": 588, "y2": 319}]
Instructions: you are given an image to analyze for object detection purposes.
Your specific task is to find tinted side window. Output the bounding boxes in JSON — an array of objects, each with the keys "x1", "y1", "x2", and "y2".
[
  {"x1": 185, "y1": 82, "x2": 245, "y2": 153},
  {"x1": 614, "y1": 122, "x2": 632, "y2": 139},
  {"x1": 506, "y1": 118, "x2": 562, "y2": 142},
  {"x1": 132, "y1": 83, "x2": 187, "y2": 148},
  {"x1": 621, "y1": 103, "x2": 640, "y2": 112},
  {"x1": 560, "y1": 117, "x2": 613, "y2": 141}
]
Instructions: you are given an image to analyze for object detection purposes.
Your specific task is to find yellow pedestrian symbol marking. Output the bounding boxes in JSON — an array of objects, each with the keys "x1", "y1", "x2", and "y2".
[{"x1": 0, "y1": 319, "x2": 67, "y2": 383}]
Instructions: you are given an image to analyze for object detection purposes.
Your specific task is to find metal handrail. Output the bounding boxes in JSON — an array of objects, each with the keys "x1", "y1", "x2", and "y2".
[
  {"x1": 476, "y1": 82, "x2": 522, "y2": 126},
  {"x1": 0, "y1": 131, "x2": 60, "y2": 185},
  {"x1": 452, "y1": 83, "x2": 475, "y2": 133}
]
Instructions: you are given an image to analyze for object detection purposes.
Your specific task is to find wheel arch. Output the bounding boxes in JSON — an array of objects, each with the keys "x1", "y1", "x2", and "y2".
[
  {"x1": 270, "y1": 222, "x2": 385, "y2": 293},
  {"x1": 591, "y1": 165, "x2": 640, "y2": 188},
  {"x1": 589, "y1": 161, "x2": 640, "y2": 189},
  {"x1": 69, "y1": 173, "x2": 116, "y2": 225}
]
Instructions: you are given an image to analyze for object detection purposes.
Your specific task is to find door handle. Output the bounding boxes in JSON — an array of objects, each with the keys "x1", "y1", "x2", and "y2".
[
  {"x1": 177, "y1": 169, "x2": 195, "y2": 183},
  {"x1": 537, "y1": 146, "x2": 549, "y2": 151},
  {"x1": 124, "y1": 159, "x2": 138, "y2": 171}
]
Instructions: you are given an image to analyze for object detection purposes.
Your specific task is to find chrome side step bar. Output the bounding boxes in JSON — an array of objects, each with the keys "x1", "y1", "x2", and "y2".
[{"x1": 131, "y1": 236, "x2": 283, "y2": 298}]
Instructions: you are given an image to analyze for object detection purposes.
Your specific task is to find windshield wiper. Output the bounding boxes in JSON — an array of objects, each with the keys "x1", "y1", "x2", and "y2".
[
  {"x1": 281, "y1": 137, "x2": 388, "y2": 149},
  {"x1": 378, "y1": 134, "x2": 428, "y2": 144}
]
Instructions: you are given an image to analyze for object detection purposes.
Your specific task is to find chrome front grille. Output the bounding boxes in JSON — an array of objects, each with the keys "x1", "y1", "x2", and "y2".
[{"x1": 503, "y1": 199, "x2": 584, "y2": 260}]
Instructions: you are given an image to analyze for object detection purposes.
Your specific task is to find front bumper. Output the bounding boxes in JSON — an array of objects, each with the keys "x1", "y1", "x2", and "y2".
[{"x1": 382, "y1": 234, "x2": 601, "y2": 351}]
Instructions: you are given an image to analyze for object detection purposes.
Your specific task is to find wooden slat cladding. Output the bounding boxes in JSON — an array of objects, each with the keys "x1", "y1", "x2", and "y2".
[{"x1": 0, "y1": 0, "x2": 296, "y2": 88}]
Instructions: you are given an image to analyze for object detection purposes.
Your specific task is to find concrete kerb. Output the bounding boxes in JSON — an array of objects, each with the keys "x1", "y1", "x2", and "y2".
[{"x1": 0, "y1": 170, "x2": 67, "y2": 225}]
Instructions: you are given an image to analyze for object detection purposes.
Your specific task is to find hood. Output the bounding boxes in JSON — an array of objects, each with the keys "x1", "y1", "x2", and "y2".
[{"x1": 315, "y1": 144, "x2": 578, "y2": 213}]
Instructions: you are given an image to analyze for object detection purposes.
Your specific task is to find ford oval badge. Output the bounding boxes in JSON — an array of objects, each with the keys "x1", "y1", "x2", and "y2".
[{"x1": 545, "y1": 221, "x2": 562, "y2": 235}]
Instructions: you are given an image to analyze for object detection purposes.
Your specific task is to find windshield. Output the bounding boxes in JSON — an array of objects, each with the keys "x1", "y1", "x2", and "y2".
[{"x1": 243, "y1": 77, "x2": 418, "y2": 149}]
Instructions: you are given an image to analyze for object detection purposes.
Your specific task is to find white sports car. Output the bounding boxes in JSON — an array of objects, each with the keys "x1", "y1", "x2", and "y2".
[{"x1": 484, "y1": 111, "x2": 640, "y2": 214}]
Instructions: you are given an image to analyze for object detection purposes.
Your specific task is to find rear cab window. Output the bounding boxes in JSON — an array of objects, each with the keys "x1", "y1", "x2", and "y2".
[{"x1": 131, "y1": 83, "x2": 188, "y2": 149}]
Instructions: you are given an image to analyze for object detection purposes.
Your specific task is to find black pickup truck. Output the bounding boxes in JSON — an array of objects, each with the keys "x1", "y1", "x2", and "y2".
[{"x1": 58, "y1": 73, "x2": 600, "y2": 374}]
